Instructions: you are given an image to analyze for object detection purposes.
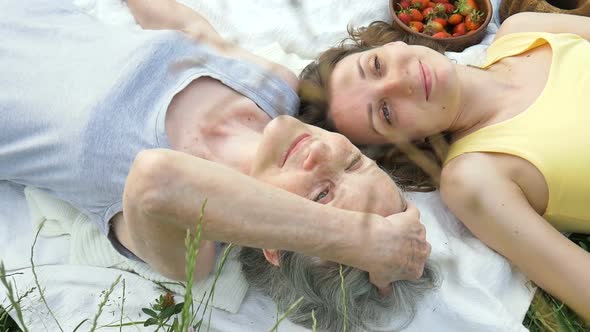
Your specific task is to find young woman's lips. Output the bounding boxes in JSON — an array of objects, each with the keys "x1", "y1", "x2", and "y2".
[
  {"x1": 281, "y1": 133, "x2": 311, "y2": 167},
  {"x1": 419, "y1": 61, "x2": 432, "y2": 101}
]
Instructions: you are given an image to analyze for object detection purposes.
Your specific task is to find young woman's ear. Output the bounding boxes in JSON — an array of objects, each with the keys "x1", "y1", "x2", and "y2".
[{"x1": 262, "y1": 249, "x2": 281, "y2": 266}]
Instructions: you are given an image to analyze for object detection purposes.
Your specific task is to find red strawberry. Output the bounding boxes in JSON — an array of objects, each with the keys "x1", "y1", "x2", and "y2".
[
  {"x1": 409, "y1": 8, "x2": 424, "y2": 21},
  {"x1": 465, "y1": 9, "x2": 484, "y2": 30},
  {"x1": 409, "y1": 21, "x2": 425, "y2": 32},
  {"x1": 399, "y1": 0, "x2": 411, "y2": 9},
  {"x1": 427, "y1": 1, "x2": 437, "y2": 7},
  {"x1": 442, "y1": 3, "x2": 455, "y2": 14},
  {"x1": 398, "y1": 10, "x2": 412, "y2": 25},
  {"x1": 433, "y1": 17, "x2": 448, "y2": 28},
  {"x1": 410, "y1": 0, "x2": 429, "y2": 9},
  {"x1": 452, "y1": 32, "x2": 465, "y2": 37},
  {"x1": 453, "y1": 22, "x2": 467, "y2": 35},
  {"x1": 422, "y1": 7, "x2": 434, "y2": 19},
  {"x1": 432, "y1": 31, "x2": 451, "y2": 38},
  {"x1": 454, "y1": 0, "x2": 478, "y2": 16},
  {"x1": 448, "y1": 13, "x2": 463, "y2": 25}
]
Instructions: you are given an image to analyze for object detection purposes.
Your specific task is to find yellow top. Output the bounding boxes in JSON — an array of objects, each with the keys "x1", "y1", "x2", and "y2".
[{"x1": 445, "y1": 32, "x2": 590, "y2": 232}]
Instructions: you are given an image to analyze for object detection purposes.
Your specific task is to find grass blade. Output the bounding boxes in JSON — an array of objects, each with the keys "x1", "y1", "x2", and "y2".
[
  {"x1": 30, "y1": 221, "x2": 64, "y2": 332},
  {"x1": 89, "y1": 275, "x2": 122, "y2": 332},
  {"x1": 268, "y1": 297, "x2": 304, "y2": 332}
]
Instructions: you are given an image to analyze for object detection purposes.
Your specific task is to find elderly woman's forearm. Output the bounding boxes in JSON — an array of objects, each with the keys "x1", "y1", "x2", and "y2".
[{"x1": 123, "y1": 149, "x2": 368, "y2": 261}]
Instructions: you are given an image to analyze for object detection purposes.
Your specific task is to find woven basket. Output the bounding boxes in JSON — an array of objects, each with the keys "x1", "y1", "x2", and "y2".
[{"x1": 499, "y1": 0, "x2": 590, "y2": 23}]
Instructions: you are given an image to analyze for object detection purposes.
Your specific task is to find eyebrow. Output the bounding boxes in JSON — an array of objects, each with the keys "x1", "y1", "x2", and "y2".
[
  {"x1": 357, "y1": 56, "x2": 365, "y2": 79},
  {"x1": 366, "y1": 104, "x2": 379, "y2": 135}
]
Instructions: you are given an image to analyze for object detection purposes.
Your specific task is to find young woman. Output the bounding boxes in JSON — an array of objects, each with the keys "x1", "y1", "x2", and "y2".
[
  {"x1": 298, "y1": 13, "x2": 590, "y2": 320},
  {"x1": 0, "y1": 0, "x2": 430, "y2": 292}
]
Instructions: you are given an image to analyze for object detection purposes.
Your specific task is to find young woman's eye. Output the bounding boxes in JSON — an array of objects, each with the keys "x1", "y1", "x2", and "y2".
[
  {"x1": 373, "y1": 55, "x2": 381, "y2": 74},
  {"x1": 381, "y1": 102, "x2": 392, "y2": 125},
  {"x1": 313, "y1": 188, "x2": 330, "y2": 203}
]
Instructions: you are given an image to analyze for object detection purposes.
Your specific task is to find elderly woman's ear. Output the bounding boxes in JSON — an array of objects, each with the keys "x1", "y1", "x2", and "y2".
[{"x1": 263, "y1": 249, "x2": 281, "y2": 266}]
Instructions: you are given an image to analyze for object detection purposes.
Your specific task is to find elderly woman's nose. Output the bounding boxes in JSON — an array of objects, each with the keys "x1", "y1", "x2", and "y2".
[{"x1": 303, "y1": 141, "x2": 329, "y2": 171}]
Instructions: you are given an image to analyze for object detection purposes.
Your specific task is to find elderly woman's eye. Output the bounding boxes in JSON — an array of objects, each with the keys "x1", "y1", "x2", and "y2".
[
  {"x1": 313, "y1": 188, "x2": 330, "y2": 202},
  {"x1": 346, "y1": 154, "x2": 362, "y2": 171},
  {"x1": 381, "y1": 103, "x2": 392, "y2": 125}
]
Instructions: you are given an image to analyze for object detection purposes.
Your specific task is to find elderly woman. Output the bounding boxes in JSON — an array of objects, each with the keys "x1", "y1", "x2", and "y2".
[
  {"x1": 297, "y1": 13, "x2": 590, "y2": 321},
  {"x1": 0, "y1": 0, "x2": 431, "y2": 294}
]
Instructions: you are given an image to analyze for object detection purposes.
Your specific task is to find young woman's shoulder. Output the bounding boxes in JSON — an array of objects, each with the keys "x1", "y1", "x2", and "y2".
[
  {"x1": 440, "y1": 152, "x2": 512, "y2": 213},
  {"x1": 495, "y1": 12, "x2": 590, "y2": 42}
]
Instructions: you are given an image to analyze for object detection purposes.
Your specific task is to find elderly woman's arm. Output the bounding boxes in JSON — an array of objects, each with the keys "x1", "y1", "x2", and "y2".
[
  {"x1": 127, "y1": 0, "x2": 225, "y2": 47},
  {"x1": 441, "y1": 154, "x2": 590, "y2": 322},
  {"x1": 495, "y1": 12, "x2": 590, "y2": 41},
  {"x1": 115, "y1": 149, "x2": 430, "y2": 286},
  {"x1": 126, "y1": 0, "x2": 297, "y2": 87}
]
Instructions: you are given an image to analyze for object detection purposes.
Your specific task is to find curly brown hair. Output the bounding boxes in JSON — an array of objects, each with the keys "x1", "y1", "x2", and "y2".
[{"x1": 297, "y1": 21, "x2": 449, "y2": 191}]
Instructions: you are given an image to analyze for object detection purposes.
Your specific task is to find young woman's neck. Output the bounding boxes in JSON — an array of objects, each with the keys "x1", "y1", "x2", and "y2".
[{"x1": 447, "y1": 63, "x2": 520, "y2": 141}]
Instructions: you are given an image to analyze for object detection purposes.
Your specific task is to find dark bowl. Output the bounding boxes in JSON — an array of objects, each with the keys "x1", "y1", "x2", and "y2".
[{"x1": 389, "y1": 0, "x2": 493, "y2": 52}]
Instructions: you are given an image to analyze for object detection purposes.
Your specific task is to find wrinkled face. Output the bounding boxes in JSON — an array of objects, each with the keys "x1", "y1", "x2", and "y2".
[
  {"x1": 329, "y1": 41, "x2": 460, "y2": 145},
  {"x1": 250, "y1": 116, "x2": 406, "y2": 216}
]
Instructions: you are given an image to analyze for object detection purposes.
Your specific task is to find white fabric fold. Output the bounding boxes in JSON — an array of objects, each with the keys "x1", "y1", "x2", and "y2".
[{"x1": 24, "y1": 186, "x2": 248, "y2": 314}]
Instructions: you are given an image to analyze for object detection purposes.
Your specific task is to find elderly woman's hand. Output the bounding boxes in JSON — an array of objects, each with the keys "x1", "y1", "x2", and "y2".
[{"x1": 363, "y1": 202, "x2": 431, "y2": 294}]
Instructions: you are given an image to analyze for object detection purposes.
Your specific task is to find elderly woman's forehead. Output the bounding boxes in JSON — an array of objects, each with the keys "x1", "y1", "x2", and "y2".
[{"x1": 332, "y1": 166, "x2": 402, "y2": 216}]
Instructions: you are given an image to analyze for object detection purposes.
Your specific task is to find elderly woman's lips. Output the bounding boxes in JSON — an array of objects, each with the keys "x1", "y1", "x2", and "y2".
[
  {"x1": 282, "y1": 133, "x2": 311, "y2": 167},
  {"x1": 419, "y1": 61, "x2": 431, "y2": 101}
]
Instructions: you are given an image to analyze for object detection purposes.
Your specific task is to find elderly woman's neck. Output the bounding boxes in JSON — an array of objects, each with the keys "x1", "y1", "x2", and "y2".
[
  {"x1": 447, "y1": 63, "x2": 520, "y2": 141},
  {"x1": 166, "y1": 101, "x2": 269, "y2": 175}
]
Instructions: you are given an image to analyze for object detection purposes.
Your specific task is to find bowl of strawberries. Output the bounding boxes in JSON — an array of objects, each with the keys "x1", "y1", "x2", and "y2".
[{"x1": 389, "y1": 0, "x2": 492, "y2": 52}]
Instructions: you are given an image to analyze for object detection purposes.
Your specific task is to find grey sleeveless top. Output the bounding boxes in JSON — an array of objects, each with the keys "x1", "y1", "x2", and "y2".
[{"x1": 0, "y1": 1, "x2": 299, "y2": 238}]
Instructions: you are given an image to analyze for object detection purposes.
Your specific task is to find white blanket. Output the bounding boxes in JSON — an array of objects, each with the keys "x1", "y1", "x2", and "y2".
[{"x1": 1, "y1": 0, "x2": 535, "y2": 331}]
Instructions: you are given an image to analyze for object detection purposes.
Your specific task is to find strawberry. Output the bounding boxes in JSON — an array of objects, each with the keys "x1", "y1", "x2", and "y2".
[
  {"x1": 452, "y1": 32, "x2": 465, "y2": 37},
  {"x1": 409, "y1": 21, "x2": 425, "y2": 32},
  {"x1": 410, "y1": 0, "x2": 430, "y2": 9},
  {"x1": 424, "y1": 20, "x2": 444, "y2": 34},
  {"x1": 453, "y1": 22, "x2": 467, "y2": 35},
  {"x1": 448, "y1": 13, "x2": 463, "y2": 25},
  {"x1": 432, "y1": 31, "x2": 451, "y2": 38},
  {"x1": 409, "y1": 8, "x2": 424, "y2": 21},
  {"x1": 454, "y1": 0, "x2": 478, "y2": 16},
  {"x1": 398, "y1": 10, "x2": 412, "y2": 25},
  {"x1": 442, "y1": 3, "x2": 455, "y2": 14},
  {"x1": 433, "y1": 3, "x2": 447, "y2": 16},
  {"x1": 422, "y1": 7, "x2": 434, "y2": 19},
  {"x1": 433, "y1": 17, "x2": 448, "y2": 28},
  {"x1": 465, "y1": 9, "x2": 484, "y2": 30},
  {"x1": 427, "y1": 1, "x2": 437, "y2": 7},
  {"x1": 399, "y1": 0, "x2": 411, "y2": 9},
  {"x1": 433, "y1": 0, "x2": 450, "y2": 3}
]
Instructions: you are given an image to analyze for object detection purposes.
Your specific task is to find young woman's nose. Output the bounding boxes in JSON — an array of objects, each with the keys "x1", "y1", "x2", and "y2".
[
  {"x1": 376, "y1": 75, "x2": 403, "y2": 96},
  {"x1": 303, "y1": 140, "x2": 330, "y2": 171}
]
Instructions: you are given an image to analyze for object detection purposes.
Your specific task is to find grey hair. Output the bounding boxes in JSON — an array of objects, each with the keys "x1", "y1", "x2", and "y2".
[{"x1": 239, "y1": 247, "x2": 438, "y2": 332}]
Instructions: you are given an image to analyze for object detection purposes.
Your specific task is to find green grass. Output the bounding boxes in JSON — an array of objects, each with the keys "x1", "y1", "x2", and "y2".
[
  {"x1": 0, "y1": 305, "x2": 21, "y2": 332},
  {"x1": 523, "y1": 233, "x2": 590, "y2": 332}
]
